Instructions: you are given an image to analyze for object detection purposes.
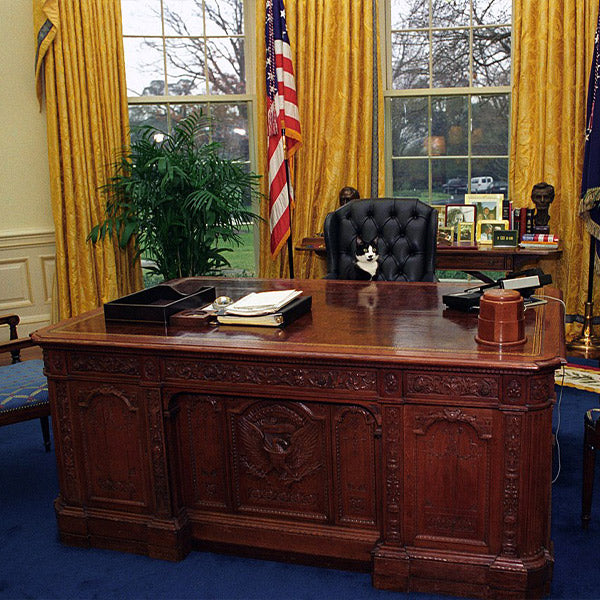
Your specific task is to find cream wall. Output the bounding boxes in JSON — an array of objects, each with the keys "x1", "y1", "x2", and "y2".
[{"x1": 0, "y1": 2, "x2": 55, "y2": 338}]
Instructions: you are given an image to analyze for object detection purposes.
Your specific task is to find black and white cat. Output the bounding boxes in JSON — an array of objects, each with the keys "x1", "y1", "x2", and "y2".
[{"x1": 354, "y1": 237, "x2": 379, "y2": 280}]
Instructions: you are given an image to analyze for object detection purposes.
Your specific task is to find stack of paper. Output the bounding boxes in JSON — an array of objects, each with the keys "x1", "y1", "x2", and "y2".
[{"x1": 224, "y1": 290, "x2": 302, "y2": 316}]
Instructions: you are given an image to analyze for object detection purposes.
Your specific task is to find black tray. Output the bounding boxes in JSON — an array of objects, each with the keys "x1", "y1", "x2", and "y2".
[{"x1": 104, "y1": 280, "x2": 216, "y2": 325}]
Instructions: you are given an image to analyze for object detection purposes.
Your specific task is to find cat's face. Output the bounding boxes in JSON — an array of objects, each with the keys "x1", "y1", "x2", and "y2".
[{"x1": 355, "y1": 237, "x2": 378, "y2": 264}]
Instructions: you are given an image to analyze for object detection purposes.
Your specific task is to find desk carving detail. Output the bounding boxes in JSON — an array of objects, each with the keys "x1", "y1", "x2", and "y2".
[
  {"x1": 237, "y1": 403, "x2": 323, "y2": 485},
  {"x1": 164, "y1": 359, "x2": 378, "y2": 392},
  {"x1": 501, "y1": 414, "x2": 522, "y2": 557},
  {"x1": 407, "y1": 373, "x2": 498, "y2": 398}
]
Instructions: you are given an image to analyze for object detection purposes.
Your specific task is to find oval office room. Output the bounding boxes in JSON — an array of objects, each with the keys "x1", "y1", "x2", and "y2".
[{"x1": 3, "y1": 1, "x2": 600, "y2": 599}]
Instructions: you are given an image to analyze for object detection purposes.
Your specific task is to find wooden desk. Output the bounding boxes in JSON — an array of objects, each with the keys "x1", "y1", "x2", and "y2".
[
  {"x1": 34, "y1": 278, "x2": 565, "y2": 598},
  {"x1": 297, "y1": 237, "x2": 562, "y2": 282}
]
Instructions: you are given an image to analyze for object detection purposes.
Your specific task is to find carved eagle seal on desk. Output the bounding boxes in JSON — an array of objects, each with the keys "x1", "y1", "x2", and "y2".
[{"x1": 238, "y1": 414, "x2": 321, "y2": 485}]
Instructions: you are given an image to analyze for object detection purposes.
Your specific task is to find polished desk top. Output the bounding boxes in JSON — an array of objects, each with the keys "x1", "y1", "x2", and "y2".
[{"x1": 35, "y1": 278, "x2": 566, "y2": 371}]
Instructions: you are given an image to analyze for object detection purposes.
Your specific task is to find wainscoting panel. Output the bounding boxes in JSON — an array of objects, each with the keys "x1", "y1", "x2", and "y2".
[{"x1": 0, "y1": 229, "x2": 55, "y2": 340}]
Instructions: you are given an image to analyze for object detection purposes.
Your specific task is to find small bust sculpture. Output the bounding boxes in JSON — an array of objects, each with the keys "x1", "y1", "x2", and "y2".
[
  {"x1": 339, "y1": 186, "x2": 360, "y2": 206},
  {"x1": 531, "y1": 182, "x2": 555, "y2": 233}
]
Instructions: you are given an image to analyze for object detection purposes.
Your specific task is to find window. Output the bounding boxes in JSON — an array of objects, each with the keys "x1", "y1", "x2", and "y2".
[
  {"x1": 384, "y1": 0, "x2": 512, "y2": 204},
  {"x1": 121, "y1": 0, "x2": 257, "y2": 276}
]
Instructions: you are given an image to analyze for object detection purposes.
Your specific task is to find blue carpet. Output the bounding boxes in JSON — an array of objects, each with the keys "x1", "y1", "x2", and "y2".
[{"x1": 1, "y1": 383, "x2": 599, "y2": 599}]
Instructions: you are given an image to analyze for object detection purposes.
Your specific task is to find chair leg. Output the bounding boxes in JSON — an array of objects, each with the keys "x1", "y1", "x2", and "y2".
[
  {"x1": 582, "y1": 420, "x2": 596, "y2": 529},
  {"x1": 40, "y1": 416, "x2": 51, "y2": 452}
]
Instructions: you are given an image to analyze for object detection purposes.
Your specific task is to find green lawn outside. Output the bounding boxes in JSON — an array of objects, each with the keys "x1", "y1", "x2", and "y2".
[{"x1": 142, "y1": 229, "x2": 256, "y2": 287}]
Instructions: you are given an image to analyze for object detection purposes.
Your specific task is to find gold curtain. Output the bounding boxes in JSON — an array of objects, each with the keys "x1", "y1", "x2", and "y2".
[
  {"x1": 33, "y1": 0, "x2": 142, "y2": 320},
  {"x1": 257, "y1": 0, "x2": 384, "y2": 280},
  {"x1": 511, "y1": 0, "x2": 599, "y2": 338}
]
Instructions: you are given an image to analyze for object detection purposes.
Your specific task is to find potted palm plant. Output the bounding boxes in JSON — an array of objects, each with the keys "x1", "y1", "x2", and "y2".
[{"x1": 89, "y1": 110, "x2": 262, "y2": 281}]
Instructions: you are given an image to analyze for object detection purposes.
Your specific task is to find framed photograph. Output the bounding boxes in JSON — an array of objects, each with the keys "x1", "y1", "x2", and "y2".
[
  {"x1": 445, "y1": 204, "x2": 476, "y2": 229},
  {"x1": 437, "y1": 226, "x2": 454, "y2": 246},
  {"x1": 458, "y1": 222, "x2": 474, "y2": 243},
  {"x1": 431, "y1": 205, "x2": 446, "y2": 228},
  {"x1": 465, "y1": 194, "x2": 503, "y2": 222},
  {"x1": 476, "y1": 219, "x2": 509, "y2": 244}
]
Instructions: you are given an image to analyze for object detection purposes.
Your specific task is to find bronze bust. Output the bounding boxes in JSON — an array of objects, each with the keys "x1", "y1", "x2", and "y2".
[
  {"x1": 531, "y1": 182, "x2": 555, "y2": 233},
  {"x1": 339, "y1": 186, "x2": 360, "y2": 206}
]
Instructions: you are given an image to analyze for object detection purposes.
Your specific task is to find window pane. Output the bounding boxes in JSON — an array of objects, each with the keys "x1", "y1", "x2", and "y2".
[
  {"x1": 124, "y1": 38, "x2": 165, "y2": 97},
  {"x1": 473, "y1": 0, "x2": 511, "y2": 25},
  {"x1": 207, "y1": 38, "x2": 246, "y2": 94},
  {"x1": 165, "y1": 38, "x2": 207, "y2": 95},
  {"x1": 391, "y1": 97, "x2": 428, "y2": 157},
  {"x1": 432, "y1": 96, "x2": 468, "y2": 155},
  {"x1": 163, "y1": 0, "x2": 204, "y2": 36},
  {"x1": 121, "y1": 0, "x2": 162, "y2": 35},
  {"x1": 473, "y1": 27, "x2": 511, "y2": 87},
  {"x1": 432, "y1": 29, "x2": 469, "y2": 88},
  {"x1": 210, "y1": 103, "x2": 249, "y2": 160},
  {"x1": 128, "y1": 104, "x2": 169, "y2": 142},
  {"x1": 433, "y1": 159, "x2": 468, "y2": 202},
  {"x1": 392, "y1": 158, "x2": 428, "y2": 200},
  {"x1": 471, "y1": 94, "x2": 509, "y2": 155},
  {"x1": 390, "y1": 0, "x2": 428, "y2": 30},
  {"x1": 391, "y1": 31, "x2": 429, "y2": 89},
  {"x1": 431, "y1": 0, "x2": 469, "y2": 28},
  {"x1": 168, "y1": 104, "x2": 211, "y2": 144},
  {"x1": 471, "y1": 158, "x2": 508, "y2": 191},
  {"x1": 205, "y1": 0, "x2": 244, "y2": 35}
]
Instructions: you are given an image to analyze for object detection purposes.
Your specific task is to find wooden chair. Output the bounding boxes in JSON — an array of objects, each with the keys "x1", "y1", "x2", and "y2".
[{"x1": 0, "y1": 314, "x2": 51, "y2": 451}]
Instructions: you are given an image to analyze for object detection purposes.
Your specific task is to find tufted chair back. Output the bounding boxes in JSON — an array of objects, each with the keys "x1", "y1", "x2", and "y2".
[{"x1": 323, "y1": 198, "x2": 438, "y2": 281}]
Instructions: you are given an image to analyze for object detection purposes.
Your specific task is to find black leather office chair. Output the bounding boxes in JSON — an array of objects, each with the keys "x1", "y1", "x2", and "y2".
[{"x1": 323, "y1": 197, "x2": 438, "y2": 281}]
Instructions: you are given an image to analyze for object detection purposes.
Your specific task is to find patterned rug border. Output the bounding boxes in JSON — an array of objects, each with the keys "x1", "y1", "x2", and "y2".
[{"x1": 556, "y1": 363, "x2": 600, "y2": 393}]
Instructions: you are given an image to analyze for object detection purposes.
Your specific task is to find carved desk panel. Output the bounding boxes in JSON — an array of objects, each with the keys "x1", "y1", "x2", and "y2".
[{"x1": 34, "y1": 278, "x2": 565, "y2": 599}]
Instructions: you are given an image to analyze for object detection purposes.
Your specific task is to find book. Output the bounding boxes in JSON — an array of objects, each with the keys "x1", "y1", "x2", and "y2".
[
  {"x1": 525, "y1": 208, "x2": 535, "y2": 234},
  {"x1": 513, "y1": 208, "x2": 521, "y2": 239},
  {"x1": 519, "y1": 208, "x2": 527, "y2": 239},
  {"x1": 224, "y1": 289, "x2": 302, "y2": 316},
  {"x1": 217, "y1": 296, "x2": 312, "y2": 327},
  {"x1": 521, "y1": 233, "x2": 559, "y2": 242},
  {"x1": 519, "y1": 242, "x2": 559, "y2": 249}
]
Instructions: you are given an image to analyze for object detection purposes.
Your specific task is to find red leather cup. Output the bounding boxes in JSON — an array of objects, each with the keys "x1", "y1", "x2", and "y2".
[{"x1": 475, "y1": 288, "x2": 526, "y2": 347}]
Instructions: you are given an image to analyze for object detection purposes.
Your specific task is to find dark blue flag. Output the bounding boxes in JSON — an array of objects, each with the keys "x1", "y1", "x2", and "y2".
[{"x1": 581, "y1": 12, "x2": 600, "y2": 265}]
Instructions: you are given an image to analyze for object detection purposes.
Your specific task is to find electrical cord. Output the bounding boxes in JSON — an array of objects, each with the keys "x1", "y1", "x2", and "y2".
[
  {"x1": 527, "y1": 293, "x2": 567, "y2": 484},
  {"x1": 552, "y1": 365, "x2": 564, "y2": 483}
]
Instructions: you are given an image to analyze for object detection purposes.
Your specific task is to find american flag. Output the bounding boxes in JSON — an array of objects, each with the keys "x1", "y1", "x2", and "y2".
[
  {"x1": 265, "y1": 0, "x2": 301, "y2": 258},
  {"x1": 581, "y1": 14, "x2": 600, "y2": 269}
]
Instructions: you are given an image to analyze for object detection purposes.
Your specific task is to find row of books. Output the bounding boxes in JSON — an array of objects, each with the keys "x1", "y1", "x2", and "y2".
[
  {"x1": 502, "y1": 201, "x2": 559, "y2": 247},
  {"x1": 519, "y1": 233, "x2": 559, "y2": 249}
]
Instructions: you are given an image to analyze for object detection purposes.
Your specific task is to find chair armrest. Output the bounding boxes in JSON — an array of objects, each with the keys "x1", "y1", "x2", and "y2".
[
  {"x1": 0, "y1": 314, "x2": 20, "y2": 340},
  {"x1": 0, "y1": 337, "x2": 36, "y2": 363}
]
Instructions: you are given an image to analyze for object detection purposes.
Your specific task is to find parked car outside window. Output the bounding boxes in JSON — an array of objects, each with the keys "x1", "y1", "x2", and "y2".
[
  {"x1": 442, "y1": 177, "x2": 468, "y2": 194},
  {"x1": 471, "y1": 176, "x2": 494, "y2": 192}
]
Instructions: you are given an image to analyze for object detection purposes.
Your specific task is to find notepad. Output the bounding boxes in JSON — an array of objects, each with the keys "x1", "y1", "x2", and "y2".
[{"x1": 224, "y1": 289, "x2": 302, "y2": 316}]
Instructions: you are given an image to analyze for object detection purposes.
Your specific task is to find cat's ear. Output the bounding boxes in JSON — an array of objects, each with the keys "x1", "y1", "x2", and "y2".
[
  {"x1": 373, "y1": 237, "x2": 379, "y2": 246},
  {"x1": 356, "y1": 236, "x2": 363, "y2": 245}
]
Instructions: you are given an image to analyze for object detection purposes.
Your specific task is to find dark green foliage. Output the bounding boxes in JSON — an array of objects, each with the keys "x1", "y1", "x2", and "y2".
[{"x1": 88, "y1": 111, "x2": 262, "y2": 280}]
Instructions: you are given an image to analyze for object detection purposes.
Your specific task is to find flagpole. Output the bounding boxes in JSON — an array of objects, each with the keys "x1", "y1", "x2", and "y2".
[
  {"x1": 281, "y1": 129, "x2": 294, "y2": 279},
  {"x1": 568, "y1": 235, "x2": 600, "y2": 353},
  {"x1": 284, "y1": 157, "x2": 295, "y2": 279}
]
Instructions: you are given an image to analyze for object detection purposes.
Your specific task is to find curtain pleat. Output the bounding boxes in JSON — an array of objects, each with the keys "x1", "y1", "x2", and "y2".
[
  {"x1": 33, "y1": 0, "x2": 142, "y2": 320},
  {"x1": 511, "y1": 0, "x2": 599, "y2": 338},
  {"x1": 257, "y1": 0, "x2": 384, "y2": 279}
]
